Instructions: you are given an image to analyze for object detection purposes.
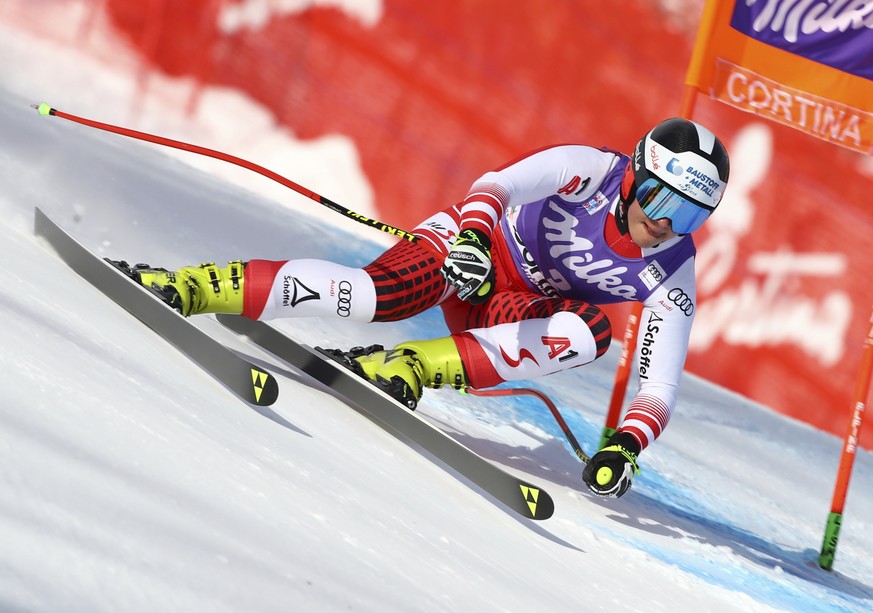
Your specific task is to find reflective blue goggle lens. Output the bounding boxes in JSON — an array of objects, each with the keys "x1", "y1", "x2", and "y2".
[{"x1": 635, "y1": 179, "x2": 711, "y2": 234}]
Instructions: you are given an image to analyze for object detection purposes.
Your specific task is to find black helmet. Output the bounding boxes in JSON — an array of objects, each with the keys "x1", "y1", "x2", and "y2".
[{"x1": 620, "y1": 118, "x2": 730, "y2": 234}]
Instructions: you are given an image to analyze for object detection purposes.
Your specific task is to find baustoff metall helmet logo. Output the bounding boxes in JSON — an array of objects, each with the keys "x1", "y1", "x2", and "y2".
[{"x1": 645, "y1": 138, "x2": 726, "y2": 208}]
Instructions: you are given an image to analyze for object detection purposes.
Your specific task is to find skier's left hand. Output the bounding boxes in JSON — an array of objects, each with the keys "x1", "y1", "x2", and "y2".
[{"x1": 441, "y1": 229, "x2": 495, "y2": 305}]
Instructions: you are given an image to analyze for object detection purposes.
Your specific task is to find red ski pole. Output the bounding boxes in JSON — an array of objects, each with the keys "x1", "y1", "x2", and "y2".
[
  {"x1": 33, "y1": 102, "x2": 419, "y2": 245},
  {"x1": 467, "y1": 387, "x2": 590, "y2": 463}
]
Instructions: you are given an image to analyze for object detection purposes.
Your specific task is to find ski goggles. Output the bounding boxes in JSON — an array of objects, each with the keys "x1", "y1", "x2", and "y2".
[{"x1": 634, "y1": 178, "x2": 712, "y2": 235}]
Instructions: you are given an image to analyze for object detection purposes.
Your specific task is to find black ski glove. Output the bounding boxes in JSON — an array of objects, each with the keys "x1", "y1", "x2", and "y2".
[
  {"x1": 440, "y1": 228, "x2": 495, "y2": 305},
  {"x1": 582, "y1": 431, "x2": 641, "y2": 498}
]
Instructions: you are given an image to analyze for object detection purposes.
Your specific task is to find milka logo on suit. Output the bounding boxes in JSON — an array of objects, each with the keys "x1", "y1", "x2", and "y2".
[{"x1": 542, "y1": 202, "x2": 638, "y2": 299}]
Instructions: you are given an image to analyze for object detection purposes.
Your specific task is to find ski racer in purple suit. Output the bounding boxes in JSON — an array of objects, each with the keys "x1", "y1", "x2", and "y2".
[{"x1": 134, "y1": 118, "x2": 730, "y2": 498}]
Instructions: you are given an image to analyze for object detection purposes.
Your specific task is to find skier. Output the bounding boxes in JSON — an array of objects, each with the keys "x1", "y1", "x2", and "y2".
[{"x1": 132, "y1": 117, "x2": 730, "y2": 498}]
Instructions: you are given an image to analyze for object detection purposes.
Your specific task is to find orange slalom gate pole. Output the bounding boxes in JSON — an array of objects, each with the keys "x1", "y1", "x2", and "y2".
[{"x1": 819, "y1": 306, "x2": 873, "y2": 570}]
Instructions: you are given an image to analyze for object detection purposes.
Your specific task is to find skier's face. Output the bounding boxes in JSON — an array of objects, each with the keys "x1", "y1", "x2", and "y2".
[{"x1": 627, "y1": 200, "x2": 679, "y2": 248}]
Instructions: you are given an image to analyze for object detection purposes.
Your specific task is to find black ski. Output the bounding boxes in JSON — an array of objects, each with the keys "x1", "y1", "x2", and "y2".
[
  {"x1": 33, "y1": 207, "x2": 279, "y2": 407},
  {"x1": 215, "y1": 314, "x2": 555, "y2": 520}
]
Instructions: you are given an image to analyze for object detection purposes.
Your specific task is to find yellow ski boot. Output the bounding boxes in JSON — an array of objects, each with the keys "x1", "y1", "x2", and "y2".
[
  {"x1": 321, "y1": 337, "x2": 468, "y2": 409},
  {"x1": 129, "y1": 261, "x2": 245, "y2": 316}
]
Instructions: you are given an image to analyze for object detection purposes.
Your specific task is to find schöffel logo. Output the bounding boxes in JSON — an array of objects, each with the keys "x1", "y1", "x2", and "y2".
[
  {"x1": 731, "y1": 1, "x2": 873, "y2": 80},
  {"x1": 638, "y1": 311, "x2": 663, "y2": 380},
  {"x1": 283, "y1": 275, "x2": 320, "y2": 308}
]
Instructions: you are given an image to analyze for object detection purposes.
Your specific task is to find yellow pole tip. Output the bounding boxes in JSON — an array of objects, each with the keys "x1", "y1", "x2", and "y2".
[{"x1": 37, "y1": 102, "x2": 52, "y2": 116}]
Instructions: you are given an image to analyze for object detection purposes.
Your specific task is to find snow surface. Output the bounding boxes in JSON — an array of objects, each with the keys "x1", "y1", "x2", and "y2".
[{"x1": 1, "y1": 13, "x2": 873, "y2": 613}]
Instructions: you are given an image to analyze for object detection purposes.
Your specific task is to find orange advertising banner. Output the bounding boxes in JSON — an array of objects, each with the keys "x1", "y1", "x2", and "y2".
[{"x1": 685, "y1": 0, "x2": 873, "y2": 154}]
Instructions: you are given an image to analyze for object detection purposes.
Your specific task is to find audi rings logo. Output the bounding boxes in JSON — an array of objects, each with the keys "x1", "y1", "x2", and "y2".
[
  {"x1": 336, "y1": 280, "x2": 353, "y2": 317},
  {"x1": 667, "y1": 288, "x2": 694, "y2": 316}
]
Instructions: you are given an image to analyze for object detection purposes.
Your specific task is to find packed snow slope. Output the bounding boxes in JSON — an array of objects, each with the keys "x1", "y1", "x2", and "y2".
[{"x1": 1, "y1": 86, "x2": 873, "y2": 613}]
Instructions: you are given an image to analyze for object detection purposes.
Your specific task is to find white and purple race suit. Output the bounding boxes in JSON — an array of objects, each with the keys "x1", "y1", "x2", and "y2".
[
  {"x1": 455, "y1": 144, "x2": 700, "y2": 449},
  {"x1": 245, "y1": 144, "x2": 702, "y2": 450}
]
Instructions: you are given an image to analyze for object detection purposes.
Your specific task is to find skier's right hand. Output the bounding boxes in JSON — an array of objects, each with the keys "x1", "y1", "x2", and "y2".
[
  {"x1": 441, "y1": 229, "x2": 495, "y2": 305},
  {"x1": 582, "y1": 431, "x2": 641, "y2": 498}
]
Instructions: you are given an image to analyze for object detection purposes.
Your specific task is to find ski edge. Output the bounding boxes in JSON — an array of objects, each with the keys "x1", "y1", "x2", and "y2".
[
  {"x1": 33, "y1": 207, "x2": 279, "y2": 407},
  {"x1": 216, "y1": 314, "x2": 555, "y2": 521}
]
